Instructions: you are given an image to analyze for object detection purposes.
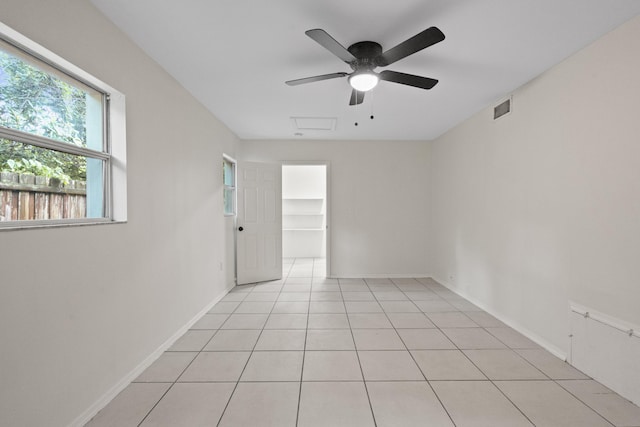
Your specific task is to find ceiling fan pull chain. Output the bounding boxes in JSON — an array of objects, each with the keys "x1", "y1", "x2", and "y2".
[{"x1": 370, "y1": 90, "x2": 375, "y2": 120}]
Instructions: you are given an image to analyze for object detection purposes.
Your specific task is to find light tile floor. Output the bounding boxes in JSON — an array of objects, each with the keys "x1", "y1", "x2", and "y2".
[{"x1": 86, "y1": 258, "x2": 640, "y2": 427}]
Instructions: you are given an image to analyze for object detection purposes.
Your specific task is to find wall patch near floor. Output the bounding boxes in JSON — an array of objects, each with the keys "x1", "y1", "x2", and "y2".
[{"x1": 569, "y1": 302, "x2": 640, "y2": 405}]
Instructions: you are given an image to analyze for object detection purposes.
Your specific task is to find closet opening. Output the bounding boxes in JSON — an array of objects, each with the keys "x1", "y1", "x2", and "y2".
[{"x1": 282, "y1": 163, "x2": 329, "y2": 278}]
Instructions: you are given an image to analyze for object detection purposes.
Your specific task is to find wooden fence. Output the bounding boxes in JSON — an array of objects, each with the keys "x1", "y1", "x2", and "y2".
[{"x1": 0, "y1": 172, "x2": 86, "y2": 221}]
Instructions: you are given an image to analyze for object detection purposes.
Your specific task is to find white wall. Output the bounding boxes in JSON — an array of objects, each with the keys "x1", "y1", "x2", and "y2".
[
  {"x1": 0, "y1": 1, "x2": 239, "y2": 426},
  {"x1": 241, "y1": 140, "x2": 432, "y2": 277},
  {"x1": 282, "y1": 165, "x2": 326, "y2": 200},
  {"x1": 429, "y1": 15, "x2": 640, "y2": 355}
]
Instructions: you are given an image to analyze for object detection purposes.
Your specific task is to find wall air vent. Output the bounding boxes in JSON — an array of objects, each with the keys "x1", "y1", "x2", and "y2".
[{"x1": 494, "y1": 97, "x2": 512, "y2": 120}]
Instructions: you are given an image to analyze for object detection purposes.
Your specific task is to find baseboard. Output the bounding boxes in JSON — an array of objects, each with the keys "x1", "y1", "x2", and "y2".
[
  {"x1": 69, "y1": 283, "x2": 235, "y2": 427},
  {"x1": 432, "y1": 275, "x2": 566, "y2": 360},
  {"x1": 328, "y1": 273, "x2": 432, "y2": 279}
]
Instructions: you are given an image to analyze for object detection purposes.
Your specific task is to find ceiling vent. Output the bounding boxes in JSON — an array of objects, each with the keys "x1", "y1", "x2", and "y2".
[
  {"x1": 291, "y1": 117, "x2": 337, "y2": 131},
  {"x1": 493, "y1": 97, "x2": 512, "y2": 120}
]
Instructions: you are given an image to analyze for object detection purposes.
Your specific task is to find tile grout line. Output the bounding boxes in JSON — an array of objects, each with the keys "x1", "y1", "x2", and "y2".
[
  {"x1": 245, "y1": 270, "x2": 617, "y2": 426},
  {"x1": 136, "y1": 335, "x2": 224, "y2": 426},
  {"x1": 414, "y1": 280, "x2": 539, "y2": 426},
  {"x1": 215, "y1": 267, "x2": 289, "y2": 426},
  {"x1": 370, "y1": 277, "x2": 458, "y2": 427},
  {"x1": 134, "y1": 383, "x2": 173, "y2": 427},
  {"x1": 294, "y1": 257, "x2": 314, "y2": 427},
  {"x1": 120, "y1": 266, "x2": 626, "y2": 427},
  {"x1": 477, "y1": 321, "x2": 613, "y2": 425},
  {"x1": 136, "y1": 292, "x2": 250, "y2": 426},
  {"x1": 420, "y1": 281, "x2": 540, "y2": 427},
  {"x1": 341, "y1": 277, "x2": 379, "y2": 427},
  {"x1": 553, "y1": 380, "x2": 619, "y2": 427}
]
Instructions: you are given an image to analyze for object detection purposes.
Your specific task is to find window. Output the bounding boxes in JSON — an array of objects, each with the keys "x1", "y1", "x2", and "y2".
[
  {"x1": 0, "y1": 22, "x2": 126, "y2": 228},
  {"x1": 223, "y1": 156, "x2": 236, "y2": 216}
]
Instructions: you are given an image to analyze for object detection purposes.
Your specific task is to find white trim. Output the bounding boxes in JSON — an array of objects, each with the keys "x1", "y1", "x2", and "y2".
[
  {"x1": 432, "y1": 275, "x2": 567, "y2": 360},
  {"x1": 222, "y1": 153, "x2": 237, "y2": 163},
  {"x1": 109, "y1": 91, "x2": 127, "y2": 222},
  {"x1": 331, "y1": 273, "x2": 432, "y2": 279},
  {"x1": 68, "y1": 283, "x2": 234, "y2": 427},
  {"x1": 0, "y1": 218, "x2": 120, "y2": 231}
]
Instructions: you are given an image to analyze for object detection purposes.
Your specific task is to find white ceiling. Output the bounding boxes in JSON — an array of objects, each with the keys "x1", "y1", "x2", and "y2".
[{"x1": 90, "y1": 0, "x2": 640, "y2": 141}]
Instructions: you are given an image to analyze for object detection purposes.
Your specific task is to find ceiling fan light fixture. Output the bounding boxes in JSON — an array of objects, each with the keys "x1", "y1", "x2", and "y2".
[{"x1": 349, "y1": 71, "x2": 379, "y2": 92}]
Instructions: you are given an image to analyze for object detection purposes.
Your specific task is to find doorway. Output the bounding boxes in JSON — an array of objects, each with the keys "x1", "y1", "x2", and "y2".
[{"x1": 282, "y1": 163, "x2": 329, "y2": 277}]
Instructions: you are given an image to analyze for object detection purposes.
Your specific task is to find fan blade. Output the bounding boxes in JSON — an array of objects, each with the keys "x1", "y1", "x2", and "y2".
[
  {"x1": 378, "y1": 27, "x2": 445, "y2": 66},
  {"x1": 306, "y1": 29, "x2": 357, "y2": 63},
  {"x1": 349, "y1": 89, "x2": 365, "y2": 106},
  {"x1": 379, "y1": 70, "x2": 438, "y2": 90},
  {"x1": 286, "y1": 72, "x2": 348, "y2": 86}
]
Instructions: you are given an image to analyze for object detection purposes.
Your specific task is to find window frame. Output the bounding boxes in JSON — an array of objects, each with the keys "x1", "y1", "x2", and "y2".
[
  {"x1": 223, "y1": 155, "x2": 236, "y2": 217},
  {"x1": 0, "y1": 21, "x2": 127, "y2": 230}
]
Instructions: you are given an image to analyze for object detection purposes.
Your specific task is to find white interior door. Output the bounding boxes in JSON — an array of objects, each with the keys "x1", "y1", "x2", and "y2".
[{"x1": 236, "y1": 161, "x2": 282, "y2": 285}]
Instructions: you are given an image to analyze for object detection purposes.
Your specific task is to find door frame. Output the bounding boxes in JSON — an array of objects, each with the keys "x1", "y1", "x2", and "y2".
[{"x1": 282, "y1": 160, "x2": 331, "y2": 278}]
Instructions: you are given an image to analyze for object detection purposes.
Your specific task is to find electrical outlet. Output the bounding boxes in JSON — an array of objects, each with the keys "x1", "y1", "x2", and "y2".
[{"x1": 219, "y1": 262, "x2": 224, "y2": 271}]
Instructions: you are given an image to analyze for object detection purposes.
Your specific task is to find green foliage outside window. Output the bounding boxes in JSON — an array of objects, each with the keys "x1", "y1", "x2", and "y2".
[{"x1": 0, "y1": 49, "x2": 88, "y2": 182}]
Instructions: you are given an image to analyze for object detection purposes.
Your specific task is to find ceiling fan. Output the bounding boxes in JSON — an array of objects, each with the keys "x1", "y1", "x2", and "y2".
[{"x1": 286, "y1": 27, "x2": 445, "y2": 105}]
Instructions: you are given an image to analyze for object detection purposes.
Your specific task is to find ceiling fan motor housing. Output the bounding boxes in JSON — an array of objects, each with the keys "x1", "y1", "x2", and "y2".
[{"x1": 347, "y1": 41, "x2": 383, "y2": 70}]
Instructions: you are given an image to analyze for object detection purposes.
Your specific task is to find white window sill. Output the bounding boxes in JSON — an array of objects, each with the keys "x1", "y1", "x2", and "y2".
[{"x1": 0, "y1": 219, "x2": 127, "y2": 232}]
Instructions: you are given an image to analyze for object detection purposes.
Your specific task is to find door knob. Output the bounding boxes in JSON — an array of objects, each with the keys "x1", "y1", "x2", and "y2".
[{"x1": 238, "y1": 226, "x2": 244, "y2": 231}]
